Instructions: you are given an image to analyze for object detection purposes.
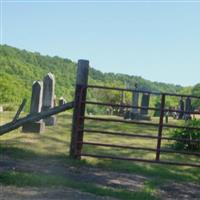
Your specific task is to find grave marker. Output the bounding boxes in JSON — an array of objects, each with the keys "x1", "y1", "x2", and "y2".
[
  {"x1": 140, "y1": 93, "x2": 150, "y2": 115},
  {"x1": 42, "y1": 73, "x2": 56, "y2": 126},
  {"x1": 22, "y1": 81, "x2": 45, "y2": 133}
]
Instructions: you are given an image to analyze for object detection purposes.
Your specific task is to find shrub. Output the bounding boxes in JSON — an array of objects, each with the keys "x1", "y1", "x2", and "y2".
[{"x1": 171, "y1": 119, "x2": 200, "y2": 151}]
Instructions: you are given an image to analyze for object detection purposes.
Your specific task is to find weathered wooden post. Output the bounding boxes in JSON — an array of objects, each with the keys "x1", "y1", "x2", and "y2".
[{"x1": 70, "y1": 59, "x2": 89, "y2": 159}]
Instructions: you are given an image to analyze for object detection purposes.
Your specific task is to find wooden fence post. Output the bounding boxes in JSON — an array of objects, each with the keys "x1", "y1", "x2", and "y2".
[
  {"x1": 70, "y1": 59, "x2": 89, "y2": 159},
  {"x1": 156, "y1": 93, "x2": 165, "y2": 161}
]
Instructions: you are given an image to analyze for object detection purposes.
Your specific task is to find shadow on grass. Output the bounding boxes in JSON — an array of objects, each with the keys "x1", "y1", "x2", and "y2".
[
  {"x1": 0, "y1": 145, "x2": 67, "y2": 160},
  {"x1": 84, "y1": 157, "x2": 200, "y2": 185},
  {"x1": 0, "y1": 171, "x2": 158, "y2": 200},
  {"x1": 1, "y1": 140, "x2": 200, "y2": 185},
  {"x1": 1, "y1": 135, "x2": 197, "y2": 198}
]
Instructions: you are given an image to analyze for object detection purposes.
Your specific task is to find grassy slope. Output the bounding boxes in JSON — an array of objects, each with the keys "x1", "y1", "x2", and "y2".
[{"x1": 0, "y1": 112, "x2": 200, "y2": 200}]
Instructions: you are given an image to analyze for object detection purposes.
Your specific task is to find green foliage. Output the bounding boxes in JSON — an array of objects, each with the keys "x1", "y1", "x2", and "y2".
[
  {"x1": 0, "y1": 171, "x2": 158, "y2": 200},
  {"x1": 154, "y1": 101, "x2": 161, "y2": 117},
  {"x1": 179, "y1": 86, "x2": 193, "y2": 95},
  {"x1": 0, "y1": 45, "x2": 76, "y2": 110},
  {"x1": 171, "y1": 119, "x2": 200, "y2": 151},
  {"x1": 0, "y1": 44, "x2": 186, "y2": 113},
  {"x1": 191, "y1": 83, "x2": 200, "y2": 109}
]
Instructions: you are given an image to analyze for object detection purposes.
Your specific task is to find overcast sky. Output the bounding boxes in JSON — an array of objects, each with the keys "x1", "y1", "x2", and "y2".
[{"x1": 1, "y1": 0, "x2": 200, "y2": 86}]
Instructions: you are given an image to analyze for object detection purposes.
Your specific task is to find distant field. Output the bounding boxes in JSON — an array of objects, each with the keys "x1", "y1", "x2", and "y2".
[{"x1": 0, "y1": 111, "x2": 200, "y2": 200}]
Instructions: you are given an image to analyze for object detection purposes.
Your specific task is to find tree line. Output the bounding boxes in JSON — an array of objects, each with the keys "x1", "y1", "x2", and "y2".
[{"x1": 1, "y1": 44, "x2": 200, "y2": 113}]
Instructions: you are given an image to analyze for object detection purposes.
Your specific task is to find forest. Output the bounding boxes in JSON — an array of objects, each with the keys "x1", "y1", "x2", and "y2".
[{"x1": 0, "y1": 44, "x2": 199, "y2": 113}]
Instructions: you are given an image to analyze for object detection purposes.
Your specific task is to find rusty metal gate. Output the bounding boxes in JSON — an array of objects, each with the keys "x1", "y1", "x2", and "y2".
[{"x1": 70, "y1": 66, "x2": 200, "y2": 168}]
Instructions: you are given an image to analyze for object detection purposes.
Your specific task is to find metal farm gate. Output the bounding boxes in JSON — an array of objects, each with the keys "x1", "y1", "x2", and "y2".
[{"x1": 70, "y1": 60, "x2": 200, "y2": 168}]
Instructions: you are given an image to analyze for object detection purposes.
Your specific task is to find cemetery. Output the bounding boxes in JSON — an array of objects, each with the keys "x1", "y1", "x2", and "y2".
[
  {"x1": 0, "y1": 59, "x2": 200, "y2": 200},
  {"x1": 2, "y1": 1, "x2": 200, "y2": 198}
]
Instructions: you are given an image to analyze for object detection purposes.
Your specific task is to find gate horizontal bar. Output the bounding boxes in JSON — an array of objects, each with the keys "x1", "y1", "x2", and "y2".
[
  {"x1": 85, "y1": 101, "x2": 200, "y2": 115},
  {"x1": 85, "y1": 101, "x2": 159, "y2": 111},
  {"x1": 87, "y1": 84, "x2": 160, "y2": 95},
  {"x1": 80, "y1": 153, "x2": 200, "y2": 168},
  {"x1": 79, "y1": 141, "x2": 156, "y2": 152},
  {"x1": 83, "y1": 129, "x2": 200, "y2": 143},
  {"x1": 83, "y1": 116, "x2": 159, "y2": 127},
  {"x1": 83, "y1": 116, "x2": 200, "y2": 131},
  {"x1": 87, "y1": 85, "x2": 200, "y2": 99},
  {"x1": 84, "y1": 129, "x2": 158, "y2": 139},
  {"x1": 80, "y1": 141, "x2": 200, "y2": 156}
]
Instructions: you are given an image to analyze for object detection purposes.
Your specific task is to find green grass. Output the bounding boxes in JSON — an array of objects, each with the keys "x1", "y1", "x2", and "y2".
[
  {"x1": 0, "y1": 111, "x2": 200, "y2": 199},
  {"x1": 0, "y1": 171, "x2": 157, "y2": 200}
]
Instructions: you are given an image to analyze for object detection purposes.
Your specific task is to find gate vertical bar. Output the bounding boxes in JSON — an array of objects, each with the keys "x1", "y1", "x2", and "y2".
[
  {"x1": 70, "y1": 59, "x2": 89, "y2": 159},
  {"x1": 156, "y1": 94, "x2": 165, "y2": 161}
]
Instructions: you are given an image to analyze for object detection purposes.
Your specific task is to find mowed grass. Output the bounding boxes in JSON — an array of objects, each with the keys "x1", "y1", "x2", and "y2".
[{"x1": 0, "y1": 111, "x2": 200, "y2": 199}]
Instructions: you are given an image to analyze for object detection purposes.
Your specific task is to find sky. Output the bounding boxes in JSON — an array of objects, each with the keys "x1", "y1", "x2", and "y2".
[{"x1": 1, "y1": 0, "x2": 200, "y2": 86}]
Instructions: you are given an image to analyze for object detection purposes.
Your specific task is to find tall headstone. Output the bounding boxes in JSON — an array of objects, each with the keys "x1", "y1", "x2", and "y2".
[
  {"x1": 22, "y1": 81, "x2": 45, "y2": 133},
  {"x1": 125, "y1": 83, "x2": 151, "y2": 121},
  {"x1": 140, "y1": 93, "x2": 150, "y2": 115},
  {"x1": 178, "y1": 97, "x2": 184, "y2": 119},
  {"x1": 184, "y1": 97, "x2": 192, "y2": 120},
  {"x1": 42, "y1": 73, "x2": 56, "y2": 126},
  {"x1": 132, "y1": 83, "x2": 139, "y2": 114}
]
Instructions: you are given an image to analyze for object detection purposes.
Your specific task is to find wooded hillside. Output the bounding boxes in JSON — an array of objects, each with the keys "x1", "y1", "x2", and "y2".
[{"x1": 0, "y1": 45, "x2": 196, "y2": 111}]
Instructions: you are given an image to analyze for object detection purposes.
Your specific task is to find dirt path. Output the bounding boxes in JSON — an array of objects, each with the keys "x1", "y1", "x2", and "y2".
[
  {"x1": 0, "y1": 158, "x2": 148, "y2": 191},
  {"x1": 0, "y1": 186, "x2": 117, "y2": 200},
  {"x1": 1, "y1": 158, "x2": 200, "y2": 200},
  {"x1": 158, "y1": 182, "x2": 200, "y2": 200}
]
